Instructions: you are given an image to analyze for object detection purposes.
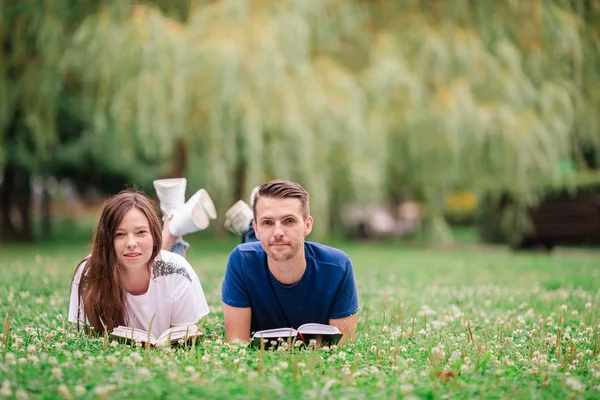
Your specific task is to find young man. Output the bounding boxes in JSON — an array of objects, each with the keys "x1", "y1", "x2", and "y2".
[{"x1": 221, "y1": 180, "x2": 359, "y2": 343}]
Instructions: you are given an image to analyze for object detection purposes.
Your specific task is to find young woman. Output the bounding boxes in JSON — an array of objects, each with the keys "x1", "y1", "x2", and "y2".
[{"x1": 68, "y1": 189, "x2": 210, "y2": 337}]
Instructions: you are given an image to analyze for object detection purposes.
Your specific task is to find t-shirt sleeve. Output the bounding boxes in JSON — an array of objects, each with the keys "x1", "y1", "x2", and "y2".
[
  {"x1": 68, "y1": 261, "x2": 87, "y2": 324},
  {"x1": 170, "y1": 259, "x2": 211, "y2": 327},
  {"x1": 329, "y1": 257, "x2": 359, "y2": 319},
  {"x1": 221, "y1": 248, "x2": 251, "y2": 308}
]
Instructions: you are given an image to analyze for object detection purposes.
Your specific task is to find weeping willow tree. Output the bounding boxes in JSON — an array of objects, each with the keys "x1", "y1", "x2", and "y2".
[
  {"x1": 66, "y1": 0, "x2": 378, "y2": 237},
  {"x1": 3, "y1": 0, "x2": 600, "y2": 241},
  {"x1": 363, "y1": 0, "x2": 600, "y2": 242},
  {"x1": 0, "y1": 0, "x2": 189, "y2": 240}
]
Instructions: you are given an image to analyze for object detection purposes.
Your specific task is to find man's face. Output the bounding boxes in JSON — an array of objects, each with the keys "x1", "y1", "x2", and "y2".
[{"x1": 253, "y1": 197, "x2": 313, "y2": 263}]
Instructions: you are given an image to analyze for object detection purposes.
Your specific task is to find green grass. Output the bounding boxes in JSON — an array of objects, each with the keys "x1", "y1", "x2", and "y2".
[{"x1": 1, "y1": 235, "x2": 599, "y2": 399}]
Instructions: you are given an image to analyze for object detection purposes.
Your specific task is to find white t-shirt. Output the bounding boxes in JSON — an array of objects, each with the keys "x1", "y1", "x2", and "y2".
[{"x1": 69, "y1": 250, "x2": 210, "y2": 338}]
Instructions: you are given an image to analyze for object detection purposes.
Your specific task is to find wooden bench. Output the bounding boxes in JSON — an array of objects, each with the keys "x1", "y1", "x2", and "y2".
[{"x1": 520, "y1": 194, "x2": 600, "y2": 249}]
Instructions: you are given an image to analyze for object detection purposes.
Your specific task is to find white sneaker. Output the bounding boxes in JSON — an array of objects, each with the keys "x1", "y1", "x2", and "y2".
[
  {"x1": 224, "y1": 200, "x2": 253, "y2": 236},
  {"x1": 170, "y1": 189, "x2": 217, "y2": 236},
  {"x1": 153, "y1": 178, "x2": 187, "y2": 217}
]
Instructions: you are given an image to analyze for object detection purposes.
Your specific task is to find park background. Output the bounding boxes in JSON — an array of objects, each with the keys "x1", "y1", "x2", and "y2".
[{"x1": 1, "y1": 1, "x2": 600, "y2": 399}]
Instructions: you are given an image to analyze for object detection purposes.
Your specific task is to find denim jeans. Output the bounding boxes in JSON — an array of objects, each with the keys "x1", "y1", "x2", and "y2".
[
  {"x1": 241, "y1": 221, "x2": 258, "y2": 244},
  {"x1": 170, "y1": 240, "x2": 189, "y2": 257}
]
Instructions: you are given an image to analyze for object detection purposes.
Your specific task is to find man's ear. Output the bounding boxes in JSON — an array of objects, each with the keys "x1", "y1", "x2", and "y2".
[
  {"x1": 304, "y1": 216, "x2": 313, "y2": 237},
  {"x1": 252, "y1": 219, "x2": 259, "y2": 239}
]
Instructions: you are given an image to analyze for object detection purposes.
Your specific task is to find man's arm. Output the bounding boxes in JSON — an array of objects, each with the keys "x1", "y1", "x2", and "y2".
[
  {"x1": 329, "y1": 312, "x2": 358, "y2": 345},
  {"x1": 223, "y1": 304, "x2": 252, "y2": 342}
]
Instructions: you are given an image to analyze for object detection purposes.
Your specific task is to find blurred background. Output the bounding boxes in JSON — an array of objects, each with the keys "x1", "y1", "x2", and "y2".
[{"x1": 1, "y1": 0, "x2": 599, "y2": 250}]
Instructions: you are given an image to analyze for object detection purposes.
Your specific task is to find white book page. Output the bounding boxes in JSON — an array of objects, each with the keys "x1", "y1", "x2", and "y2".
[
  {"x1": 157, "y1": 325, "x2": 199, "y2": 342},
  {"x1": 111, "y1": 326, "x2": 157, "y2": 343},
  {"x1": 252, "y1": 327, "x2": 297, "y2": 339},
  {"x1": 297, "y1": 323, "x2": 341, "y2": 335}
]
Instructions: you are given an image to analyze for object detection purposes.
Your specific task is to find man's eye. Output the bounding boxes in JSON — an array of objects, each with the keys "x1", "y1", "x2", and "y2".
[
  {"x1": 285, "y1": 219, "x2": 295, "y2": 224},
  {"x1": 262, "y1": 220, "x2": 273, "y2": 226}
]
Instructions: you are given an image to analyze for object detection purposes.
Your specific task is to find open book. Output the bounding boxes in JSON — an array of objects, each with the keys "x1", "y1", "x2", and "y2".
[
  {"x1": 251, "y1": 323, "x2": 342, "y2": 348},
  {"x1": 110, "y1": 324, "x2": 203, "y2": 347}
]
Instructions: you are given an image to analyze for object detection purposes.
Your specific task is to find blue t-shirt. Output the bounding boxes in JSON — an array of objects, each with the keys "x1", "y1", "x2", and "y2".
[{"x1": 221, "y1": 241, "x2": 359, "y2": 334}]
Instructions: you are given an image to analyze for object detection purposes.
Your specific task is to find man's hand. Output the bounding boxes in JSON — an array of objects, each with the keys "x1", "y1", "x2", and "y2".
[
  {"x1": 329, "y1": 313, "x2": 358, "y2": 345},
  {"x1": 223, "y1": 303, "x2": 252, "y2": 342}
]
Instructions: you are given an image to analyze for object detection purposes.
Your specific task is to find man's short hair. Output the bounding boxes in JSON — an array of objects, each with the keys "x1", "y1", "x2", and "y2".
[{"x1": 253, "y1": 180, "x2": 310, "y2": 220}]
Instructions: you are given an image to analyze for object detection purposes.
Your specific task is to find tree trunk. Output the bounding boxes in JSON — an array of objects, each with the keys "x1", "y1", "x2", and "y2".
[
  {"x1": 0, "y1": 165, "x2": 18, "y2": 241},
  {"x1": 0, "y1": 164, "x2": 33, "y2": 242},
  {"x1": 14, "y1": 167, "x2": 32, "y2": 242},
  {"x1": 40, "y1": 181, "x2": 52, "y2": 239}
]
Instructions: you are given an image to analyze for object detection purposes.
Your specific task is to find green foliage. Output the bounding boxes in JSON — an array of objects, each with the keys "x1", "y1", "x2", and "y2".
[
  {"x1": 1, "y1": 241, "x2": 599, "y2": 398},
  {"x1": 1, "y1": 0, "x2": 600, "y2": 237},
  {"x1": 477, "y1": 170, "x2": 600, "y2": 246}
]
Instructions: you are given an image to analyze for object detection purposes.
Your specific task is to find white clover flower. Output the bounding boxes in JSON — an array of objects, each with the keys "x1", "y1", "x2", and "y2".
[
  {"x1": 14, "y1": 389, "x2": 28, "y2": 400},
  {"x1": 51, "y1": 367, "x2": 62, "y2": 380},
  {"x1": 400, "y1": 383, "x2": 414, "y2": 394},
  {"x1": 74, "y1": 385, "x2": 85, "y2": 396},
  {"x1": 167, "y1": 371, "x2": 178, "y2": 381},
  {"x1": 1, "y1": 380, "x2": 12, "y2": 398},
  {"x1": 565, "y1": 377, "x2": 585, "y2": 392},
  {"x1": 93, "y1": 385, "x2": 116, "y2": 397},
  {"x1": 560, "y1": 305, "x2": 568, "y2": 312},
  {"x1": 279, "y1": 361, "x2": 289, "y2": 370},
  {"x1": 27, "y1": 356, "x2": 40, "y2": 366},
  {"x1": 431, "y1": 345, "x2": 446, "y2": 362},
  {"x1": 26, "y1": 345, "x2": 36, "y2": 355},
  {"x1": 138, "y1": 367, "x2": 152, "y2": 380},
  {"x1": 4, "y1": 353, "x2": 16, "y2": 365},
  {"x1": 57, "y1": 384, "x2": 69, "y2": 398},
  {"x1": 297, "y1": 362, "x2": 306, "y2": 369}
]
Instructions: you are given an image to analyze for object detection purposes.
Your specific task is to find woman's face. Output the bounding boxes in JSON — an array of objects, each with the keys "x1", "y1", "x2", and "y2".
[{"x1": 113, "y1": 207, "x2": 155, "y2": 272}]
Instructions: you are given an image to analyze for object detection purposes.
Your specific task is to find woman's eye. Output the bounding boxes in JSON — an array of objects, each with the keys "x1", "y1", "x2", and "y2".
[
  {"x1": 115, "y1": 232, "x2": 125, "y2": 237},
  {"x1": 137, "y1": 230, "x2": 147, "y2": 235}
]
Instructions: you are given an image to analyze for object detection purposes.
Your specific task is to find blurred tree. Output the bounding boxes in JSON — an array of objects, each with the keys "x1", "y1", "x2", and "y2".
[
  {"x1": 1, "y1": 0, "x2": 599, "y2": 242},
  {"x1": 362, "y1": 0, "x2": 600, "y2": 242},
  {"x1": 0, "y1": 1, "x2": 188, "y2": 241}
]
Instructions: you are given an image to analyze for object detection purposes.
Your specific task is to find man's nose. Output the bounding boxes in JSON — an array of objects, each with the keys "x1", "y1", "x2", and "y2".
[{"x1": 273, "y1": 223, "x2": 284, "y2": 238}]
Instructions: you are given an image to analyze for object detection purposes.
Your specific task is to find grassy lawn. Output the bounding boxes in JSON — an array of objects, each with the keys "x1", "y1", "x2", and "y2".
[{"x1": 0, "y1": 233, "x2": 599, "y2": 399}]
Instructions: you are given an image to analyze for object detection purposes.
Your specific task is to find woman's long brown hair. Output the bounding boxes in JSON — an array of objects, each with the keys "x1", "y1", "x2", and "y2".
[{"x1": 74, "y1": 189, "x2": 163, "y2": 334}]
